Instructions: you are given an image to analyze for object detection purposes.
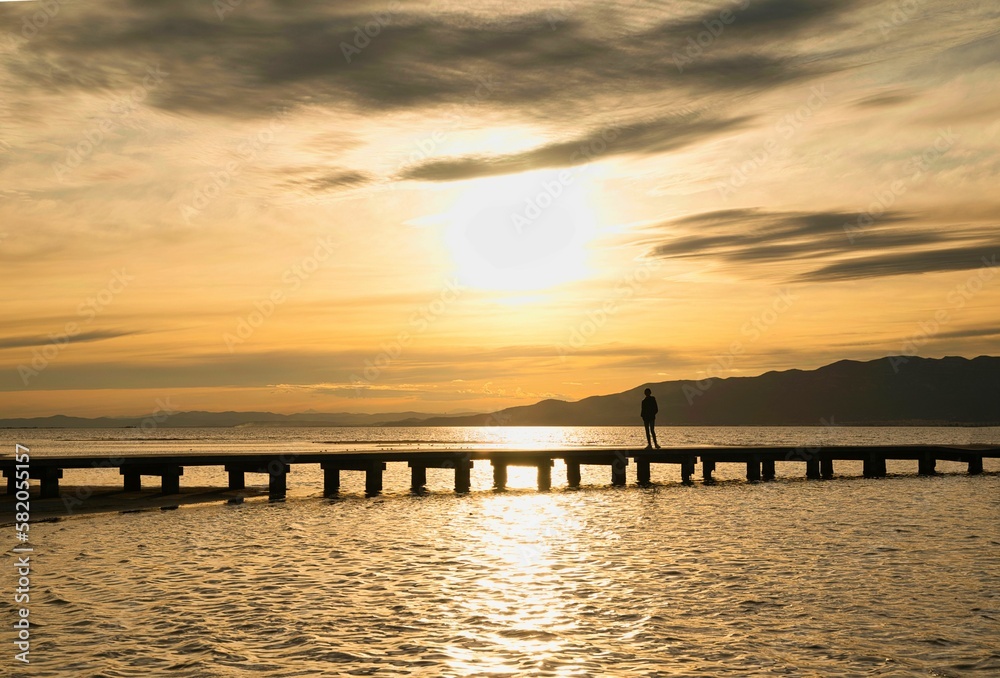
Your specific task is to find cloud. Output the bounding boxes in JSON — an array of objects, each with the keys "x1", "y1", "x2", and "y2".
[
  {"x1": 642, "y1": 208, "x2": 998, "y2": 280},
  {"x1": 282, "y1": 168, "x2": 373, "y2": 192},
  {"x1": 0, "y1": 329, "x2": 138, "y2": 351},
  {"x1": 853, "y1": 90, "x2": 919, "y2": 108},
  {"x1": 2, "y1": 0, "x2": 868, "y2": 119},
  {"x1": 931, "y1": 326, "x2": 1000, "y2": 340},
  {"x1": 801, "y1": 244, "x2": 1000, "y2": 282},
  {"x1": 400, "y1": 113, "x2": 754, "y2": 182}
]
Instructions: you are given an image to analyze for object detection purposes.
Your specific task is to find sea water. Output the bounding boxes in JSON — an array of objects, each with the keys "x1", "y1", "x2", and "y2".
[{"x1": 1, "y1": 427, "x2": 998, "y2": 676}]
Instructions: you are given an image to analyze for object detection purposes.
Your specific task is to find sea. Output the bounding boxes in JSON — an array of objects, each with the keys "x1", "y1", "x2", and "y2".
[{"x1": 1, "y1": 426, "x2": 999, "y2": 677}]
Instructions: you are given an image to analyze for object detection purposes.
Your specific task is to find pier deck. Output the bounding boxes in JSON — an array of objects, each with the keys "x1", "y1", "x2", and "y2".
[{"x1": 2, "y1": 445, "x2": 997, "y2": 501}]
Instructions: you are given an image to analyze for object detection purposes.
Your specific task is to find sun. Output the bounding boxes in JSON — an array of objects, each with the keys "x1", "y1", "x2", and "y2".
[{"x1": 442, "y1": 169, "x2": 601, "y2": 294}]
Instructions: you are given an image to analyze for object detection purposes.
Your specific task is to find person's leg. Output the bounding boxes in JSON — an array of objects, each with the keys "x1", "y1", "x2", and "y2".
[
  {"x1": 651, "y1": 418, "x2": 659, "y2": 448},
  {"x1": 644, "y1": 419, "x2": 652, "y2": 447}
]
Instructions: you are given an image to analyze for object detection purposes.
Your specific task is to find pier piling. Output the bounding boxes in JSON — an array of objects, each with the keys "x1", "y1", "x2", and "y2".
[
  {"x1": 228, "y1": 469, "x2": 245, "y2": 490},
  {"x1": 566, "y1": 461, "x2": 581, "y2": 488},
  {"x1": 410, "y1": 464, "x2": 427, "y2": 492},
  {"x1": 492, "y1": 461, "x2": 507, "y2": 490},
  {"x1": 454, "y1": 458, "x2": 472, "y2": 493},
  {"x1": 702, "y1": 460, "x2": 715, "y2": 482},
  {"x1": 537, "y1": 462, "x2": 552, "y2": 491},
  {"x1": 268, "y1": 463, "x2": 288, "y2": 500},
  {"x1": 821, "y1": 458, "x2": 835, "y2": 479},
  {"x1": 761, "y1": 459, "x2": 776, "y2": 481},
  {"x1": 969, "y1": 456, "x2": 983, "y2": 474},
  {"x1": 611, "y1": 455, "x2": 627, "y2": 486},
  {"x1": 121, "y1": 469, "x2": 142, "y2": 492},
  {"x1": 323, "y1": 466, "x2": 340, "y2": 496},
  {"x1": 681, "y1": 458, "x2": 696, "y2": 484},
  {"x1": 636, "y1": 460, "x2": 651, "y2": 485},
  {"x1": 918, "y1": 453, "x2": 936, "y2": 476}
]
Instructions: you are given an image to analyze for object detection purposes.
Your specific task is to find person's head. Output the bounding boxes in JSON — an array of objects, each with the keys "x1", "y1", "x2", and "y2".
[{"x1": 644, "y1": 388, "x2": 651, "y2": 396}]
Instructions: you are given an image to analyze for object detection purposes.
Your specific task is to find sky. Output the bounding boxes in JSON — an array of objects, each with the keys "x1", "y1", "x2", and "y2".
[{"x1": 0, "y1": 0, "x2": 998, "y2": 418}]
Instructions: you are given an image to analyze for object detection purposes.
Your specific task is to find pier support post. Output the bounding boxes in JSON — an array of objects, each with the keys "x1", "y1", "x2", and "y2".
[
  {"x1": 122, "y1": 470, "x2": 141, "y2": 492},
  {"x1": 537, "y1": 462, "x2": 551, "y2": 492},
  {"x1": 611, "y1": 454, "x2": 627, "y2": 486},
  {"x1": 228, "y1": 469, "x2": 245, "y2": 490},
  {"x1": 39, "y1": 468, "x2": 62, "y2": 499},
  {"x1": 821, "y1": 458, "x2": 834, "y2": 479},
  {"x1": 323, "y1": 466, "x2": 340, "y2": 496},
  {"x1": 746, "y1": 459, "x2": 761, "y2": 482},
  {"x1": 566, "y1": 461, "x2": 581, "y2": 488},
  {"x1": 454, "y1": 457, "x2": 472, "y2": 494},
  {"x1": 365, "y1": 462, "x2": 384, "y2": 496},
  {"x1": 863, "y1": 455, "x2": 887, "y2": 478},
  {"x1": 410, "y1": 465, "x2": 426, "y2": 492},
  {"x1": 918, "y1": 453, "x2": 936, "y2": 476},
  {"x1": 636, "y1": 460, "x2": 651, "y2": 485},
  {"x1": 492, "y1": 461, "x2": 507, "y2": 490},
  {"x1": 161, "y1": 467, "x2": 182, "y2": 495},
  {"x1": 968, "y1": 455, "x2": 983, "y2": 475},
  {"x1": 681, "y1": 458, "x2": 695, "y2": 484},
  {"x1": 806, "y1": 458, "x2": 821, "y2": 480},
  {"x1": 268, "y1": 463, "x2": 288, "y2": 501},
  {"x1": 761, "y1": 459, "x2": 776, "y2": 481},
  {"x1": 702, "y1": 460, "x2": 715, "y2": 483}
]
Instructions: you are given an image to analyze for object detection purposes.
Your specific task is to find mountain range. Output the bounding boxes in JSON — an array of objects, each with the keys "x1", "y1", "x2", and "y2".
[
  {"x1": 393, "y1": 355, "x2": 1000, "y2": 426},
  {"x1": 2, "y1": 356, "x2": 997, "y2": 428}
]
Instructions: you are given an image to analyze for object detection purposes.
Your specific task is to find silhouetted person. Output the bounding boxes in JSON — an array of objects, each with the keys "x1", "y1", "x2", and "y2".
[{"x1": 641, "y1": 388, "x2": 660, "y2": 449}]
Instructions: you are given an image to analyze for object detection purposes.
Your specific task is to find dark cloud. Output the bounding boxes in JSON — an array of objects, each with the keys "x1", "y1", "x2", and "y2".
[
  {"x1": 643, "y1": 208, "x2": 997, "y2": 281},
  {"x1": 2, "y1": 0, "x2": 865, "y2": 118},
  {"x1": 400, "y1": 113, "x2": 753, "y2": 181},
  {"x1": 801, "y1": 244, "x2": 1000, "y2": 282},
  {"x1": 932, "y1": 326, "x2": 1000, "y2": 340},
  {"x1": 0, "y1": 329, "x2": 138, "y2": 351},
  {"x1": 854, "y1": 90, "x2": 918, "y2": 108},
  {"x1": 285, "y1": 169, "x2": 373, "y2": 192}
]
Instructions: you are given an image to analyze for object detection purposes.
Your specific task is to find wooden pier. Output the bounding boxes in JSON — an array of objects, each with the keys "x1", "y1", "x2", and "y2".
[{"x1": 3, "y1": 445, "x2": 997, "y2": 502}]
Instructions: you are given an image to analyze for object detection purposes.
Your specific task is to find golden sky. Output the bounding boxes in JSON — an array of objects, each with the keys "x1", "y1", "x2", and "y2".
[{"x1": 1, "y1": 0, "x2": 998, "y2": 417}]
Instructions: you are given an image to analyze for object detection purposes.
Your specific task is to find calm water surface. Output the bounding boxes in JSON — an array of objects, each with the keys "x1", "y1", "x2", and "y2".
[{"x1": 2, "y1": 427, "x2": 998, "y2": 677}]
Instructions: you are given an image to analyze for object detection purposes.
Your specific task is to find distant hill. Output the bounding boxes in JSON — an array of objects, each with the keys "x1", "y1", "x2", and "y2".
[
  {"x1": 385, "y1": 355, "x2": 1000, "y2": 426},
  {"x1": 4, "y1": 356, "x2": 997, "y2": 428},
  {"x1": 0, "y1": 410, "x2": 467, "y2": 429}
]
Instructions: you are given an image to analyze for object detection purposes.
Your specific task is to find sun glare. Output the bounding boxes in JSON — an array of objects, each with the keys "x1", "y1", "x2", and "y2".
[{"x1": 443, "y1": 169, "x2": 601, "y2": 294}]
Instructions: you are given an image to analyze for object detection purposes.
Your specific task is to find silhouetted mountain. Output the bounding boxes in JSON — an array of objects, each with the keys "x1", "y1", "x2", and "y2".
[
  {"x1": 5, "y1": 356, "x2": 996, "y2": 428},
  {"x1": 389, "y1": 356, "x2": 1000, "y2": 426},
  {"x1": 0, "y1": 410, "x2": 468, "y2": 428}
]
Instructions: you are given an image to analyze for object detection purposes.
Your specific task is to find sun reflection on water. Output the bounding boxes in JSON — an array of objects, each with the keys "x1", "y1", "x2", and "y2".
[{"x1": 443, "y1": 494, "x2": 590, "y2": 675}]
